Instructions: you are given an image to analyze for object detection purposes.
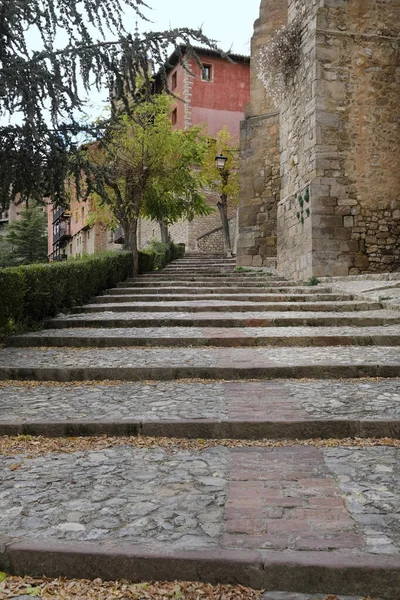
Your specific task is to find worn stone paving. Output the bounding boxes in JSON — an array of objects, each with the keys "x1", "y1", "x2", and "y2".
[
  {"x1": 77, "y1": 300, "x2": 381, "y2": 313},
  {"x1": 0, "y1": 447, "x2": 228, "y2": 548},
  {"x1": 1, "y1": 380, "x2": 399, "y2": 424},
  {"x1": 49, "y1": 308, "x2": 400, "y2": 322},
  {"x1": 3, "y1": 257, "x2": 400, "y2": 594},
  {"x1": 0, "y1": 445, "x2": 398, "y2": 556},
  {"x1": 13, "y1": 324, "x2": 400, "y2": 340},
  {"x1": 324, "y1": 448, "x2": 400, "y2": 554},
  {"x1": 1, "y1": 346, "x2": 400, "y2": 369}
]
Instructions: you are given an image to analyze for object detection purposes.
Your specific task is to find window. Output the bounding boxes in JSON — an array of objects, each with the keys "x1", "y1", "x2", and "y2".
[
  {"x1": 171, "y1": 108, "x2": 178, "y2": 126},
  {"x1": 202, "y1": 64, "x2": 212, "y2": 81},
  {"x1": 172, "y1": 71, "x2": 177, "y2": 90}
]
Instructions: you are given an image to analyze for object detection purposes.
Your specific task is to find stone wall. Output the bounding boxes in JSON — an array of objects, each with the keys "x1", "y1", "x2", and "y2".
[
  {"x1": 236, "y1": 0, "x2": 287, "y2": 268},
  {"x1": 243, "y1": 0, "x2": 400, "y2": 280},
  {"x1": 196, "y1": 217, "x2": 237, "y2": 254},
  {"x1": 317, "y1": 0, "x2": 400, "y2": 274},
  {"x1": 137, "y1": 190, "x2": 236, "y2": 252},
  {"x1": 277, "y1": 0, "x2": 319, "y2": 280}
]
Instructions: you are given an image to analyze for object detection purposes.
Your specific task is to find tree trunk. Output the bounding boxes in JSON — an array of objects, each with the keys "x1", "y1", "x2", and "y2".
[
  {"x1": 217, "y1": 195, "x2": 232, "y2": 257},
  {"x1": 159, "y1": 221, "x2": 170, "y2": 244},
  {"x1": 122, "y1": 219, "x2": 139, "y2": 275}
]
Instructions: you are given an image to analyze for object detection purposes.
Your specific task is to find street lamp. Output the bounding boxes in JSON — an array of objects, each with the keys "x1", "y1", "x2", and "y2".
[{"x1": 215, "y1": 154, "x2": 228, "y2": 170}]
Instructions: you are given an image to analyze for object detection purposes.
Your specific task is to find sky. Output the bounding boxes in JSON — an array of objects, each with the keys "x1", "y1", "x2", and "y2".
[
  {"x1": 140, "y1": 0, "x2": 260, "y2": 55},
  {"x1": 79, "y1": 0, "x2": 261, "y2": 118},
  {"x1": 4, "y1": 0, "x2": 260, "y2": 124}
]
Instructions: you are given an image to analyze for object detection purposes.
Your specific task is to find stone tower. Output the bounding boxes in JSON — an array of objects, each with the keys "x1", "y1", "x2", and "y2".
[
  {"x1": 237, "y1": 0, "x2": 400, "y2": 279},
  {"x1": 236, "y1": 0, "x2": 287, "y2": 268}
]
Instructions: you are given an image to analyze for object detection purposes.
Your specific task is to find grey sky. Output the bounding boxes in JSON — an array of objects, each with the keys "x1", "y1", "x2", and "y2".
[
  {"x1": 82, "y1": 0, "x2": 260, "y2": 117},
  {"x1": 140, "y1": 0, "x2": 260, "y2": 55}
]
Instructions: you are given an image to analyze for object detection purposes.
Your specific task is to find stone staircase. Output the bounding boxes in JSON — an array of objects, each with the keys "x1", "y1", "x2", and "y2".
[{"x1": 0, "y1": 254, "x2": 400, "y2": 598}]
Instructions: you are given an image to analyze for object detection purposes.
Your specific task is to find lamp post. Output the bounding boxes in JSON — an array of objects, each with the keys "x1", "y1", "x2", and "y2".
[{"x1": 215, "y1": 154, "x2": 232, "y2": 257}]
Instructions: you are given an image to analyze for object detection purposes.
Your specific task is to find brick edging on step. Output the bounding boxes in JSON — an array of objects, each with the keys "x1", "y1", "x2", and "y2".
[
  {"x1": 0, "y1": 537, "x2": 399, "y2": 598},
  {"x1": 0, "y1": 418, "x2": 400, "y2": 439}
]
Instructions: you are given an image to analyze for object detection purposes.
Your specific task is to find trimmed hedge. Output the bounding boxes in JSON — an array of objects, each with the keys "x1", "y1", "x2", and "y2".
[
  {"x1": 139, "y1": 241, "x2": 185, "y2": 273},
  {"x1": 0, "y1": 243, "x2": 184, "y2": 336}
]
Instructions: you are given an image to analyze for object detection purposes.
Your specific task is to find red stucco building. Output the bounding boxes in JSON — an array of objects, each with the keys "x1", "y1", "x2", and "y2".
[
  {"x1": 136, "y1": 47, "x2": 250, "y2": 253},
  {"x1": 156, "y1": 47, "x2": 250, "y2": 140}
]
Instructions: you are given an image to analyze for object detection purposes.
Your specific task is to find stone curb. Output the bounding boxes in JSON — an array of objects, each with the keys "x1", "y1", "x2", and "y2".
[
  {"x1": 72, "y1": 301, "x2": 382, "y2": 314},
  {"x1": 0, "y1": 540, "x2": 399, "y2": 598},
  {"x1": 45, "y1": 316, "x2": 400, "y2": 328},
  {"x1": 8, "y1": 334, "x2": 400, "y2": 348},
  {"x1": 91, "y1": 293, "x2": 351, "y2": 303},
  {"x1": 0, "y1": 364, "x2": 399, "y2": 382},
  {"x1": 0, "y1": 418, "x2": 400, "y2": 439}
]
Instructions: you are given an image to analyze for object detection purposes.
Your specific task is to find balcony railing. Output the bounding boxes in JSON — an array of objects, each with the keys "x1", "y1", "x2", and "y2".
[
  {"x1": 53, "y1": 222, "x2": 71, "y2": 243},
  {"x1": 53, "y1": 206, "x2": 72, "y2": 223}
]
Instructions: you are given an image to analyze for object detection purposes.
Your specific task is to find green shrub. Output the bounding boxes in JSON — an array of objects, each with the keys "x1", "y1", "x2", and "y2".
[
  {"x1": 139, "y1": 241, "x2": 184, "y2": 274},
  {"x1": 0, "y1": 243, "x2": 184, "y2": 337},
  {"x1": 0, "y1": 251, "x2": 133, "y2": 336}
]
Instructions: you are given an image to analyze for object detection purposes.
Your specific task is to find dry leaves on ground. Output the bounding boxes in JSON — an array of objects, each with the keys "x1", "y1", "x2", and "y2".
[
  {"x1": 0, "y1": 577, "x2": 263, "y2": 599},
  {"x1": 0, "y1": 575, "x2": 373, "y2": 599},
  {"x1": 0, "y1": 435, "x2": 399, "y2": 458}
]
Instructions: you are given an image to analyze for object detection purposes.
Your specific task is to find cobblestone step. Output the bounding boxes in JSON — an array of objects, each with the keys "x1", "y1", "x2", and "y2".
[
  {"x1": 118, "y1": 280, "x2": 309, "y2": 288},
  {"x1": 1, "y1": 379, "x2": 400, "y2": 439},
  {"x1": 0, "y1": 445, "x2": 398, "y2": 597},
  {"x1": 92, "y1": 293, "x2": 354, "y2": 303},
  {"x1": 46, "y1": 309, "x2": 400, "y2": 328},
  {"x1": 0, "y1": 346, "x2": 399, "y2": 382},
  {"x1": 107, "y1": 286, "x2": 336, "y2": 295},
  {"x1": 9, "y1": 325, "x2": 400, "y2": 348},
  {"x1": 73, "y1": 301, "x2": 383, "y2": 314},
  {"x1": 137, "y1": 273, "x2": 278, "y2": 279}
]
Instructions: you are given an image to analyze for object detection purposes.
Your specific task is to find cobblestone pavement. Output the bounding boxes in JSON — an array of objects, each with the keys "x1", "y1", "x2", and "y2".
[
  {"x1": 0, "y1": 446, "x2": 228, "y2": 548},
  {"x1": 1, "y1": 346, "x2": 400, "y2": 369},
  {"x1": 0, "y1": 380, "x2": 399, "y2": 423},
  {"x1": 324, "y1": 447, "x2": 400, "y2": 554},
  {"x1": 79, "y1": 300, "x2": 381, "y2": 311},
  {"x1": 0, "y1": 445, "x2": 398, "y2": 556},
  {"x1": 3, "y1": 259, "x2": 400, "y2": 593},
  {"x1": 13, "y1": 324, "x2": 400, "y2": 340},
  {"x1": 51, "y1": 309, "x2": 400, "y2": 322}
]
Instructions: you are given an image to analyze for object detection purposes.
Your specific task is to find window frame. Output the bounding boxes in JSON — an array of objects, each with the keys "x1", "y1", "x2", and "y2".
[{"x1": 201, "y1": 64, "x2": 212, "y2": 82}]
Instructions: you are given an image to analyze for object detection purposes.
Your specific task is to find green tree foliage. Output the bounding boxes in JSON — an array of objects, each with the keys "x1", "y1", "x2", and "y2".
[
  {"x1": 82, "y1": 95, "x2": 212, "y2": 273},
  {"x1": 2, "y1": 205, "x2": 48, "y2": 266},
  {"x1": 202, "y1": 127, "x2": 239, "y2": 256},
  {"x1": 0, "y1": 0, "x2": 219, "y2": 211}
]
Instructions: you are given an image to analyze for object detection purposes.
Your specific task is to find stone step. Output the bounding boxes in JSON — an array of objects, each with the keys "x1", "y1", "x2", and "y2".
[
  {"x1": 92, "y1": 293, "x2": 354, "y2": 303},
  {"x1": 0, "y1": 443, "x2": 398, "y2": 596},
  {"x1": 0, "y1": 346, "x2": 399, "y2": 382},
  {"x1": 168, "y1": 259, "x2": 238, "y2": 270},
  {"x1": 1, "y1": 379, "x2": 399, "y2": 440},
  {"x1": 107, "y1": 286, "x2": 335, "y2": 295},
  {"x1": 74, "y1": 300, "x2": 382, "y2": 314},
  {"x1": 165, "y1": 261, "x2": 237, "y2": 266},
  {"x1": 137, "y1": 272, "x2": 277, "y2": 279},
  {"x1": 46, "y1": 309, "x2": 400, "y2": 329},
  {"x1": 9, "y1": 325, "x2": 400, "y2": 348},
  {"x1": 163, "y1": 268, "x2": 238, "y2": 274},
  {"x1": 118, "y1": 280, "x2": 310, "y2": 288}
]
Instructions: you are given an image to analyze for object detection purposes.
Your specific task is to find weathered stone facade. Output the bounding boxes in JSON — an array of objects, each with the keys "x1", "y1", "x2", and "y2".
[
  {"x1": 196, "y1": 217, "x2": 237, "y2": 254},
  {"x1": 238, "y1": 0, "x2": 400, "y2": 279},
  {"x1": 138, "y1": 191, "x2": 237, "y2": 252},
  {"x1": 237, "y1": 0, "x2": 287, "y2": 268}
]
